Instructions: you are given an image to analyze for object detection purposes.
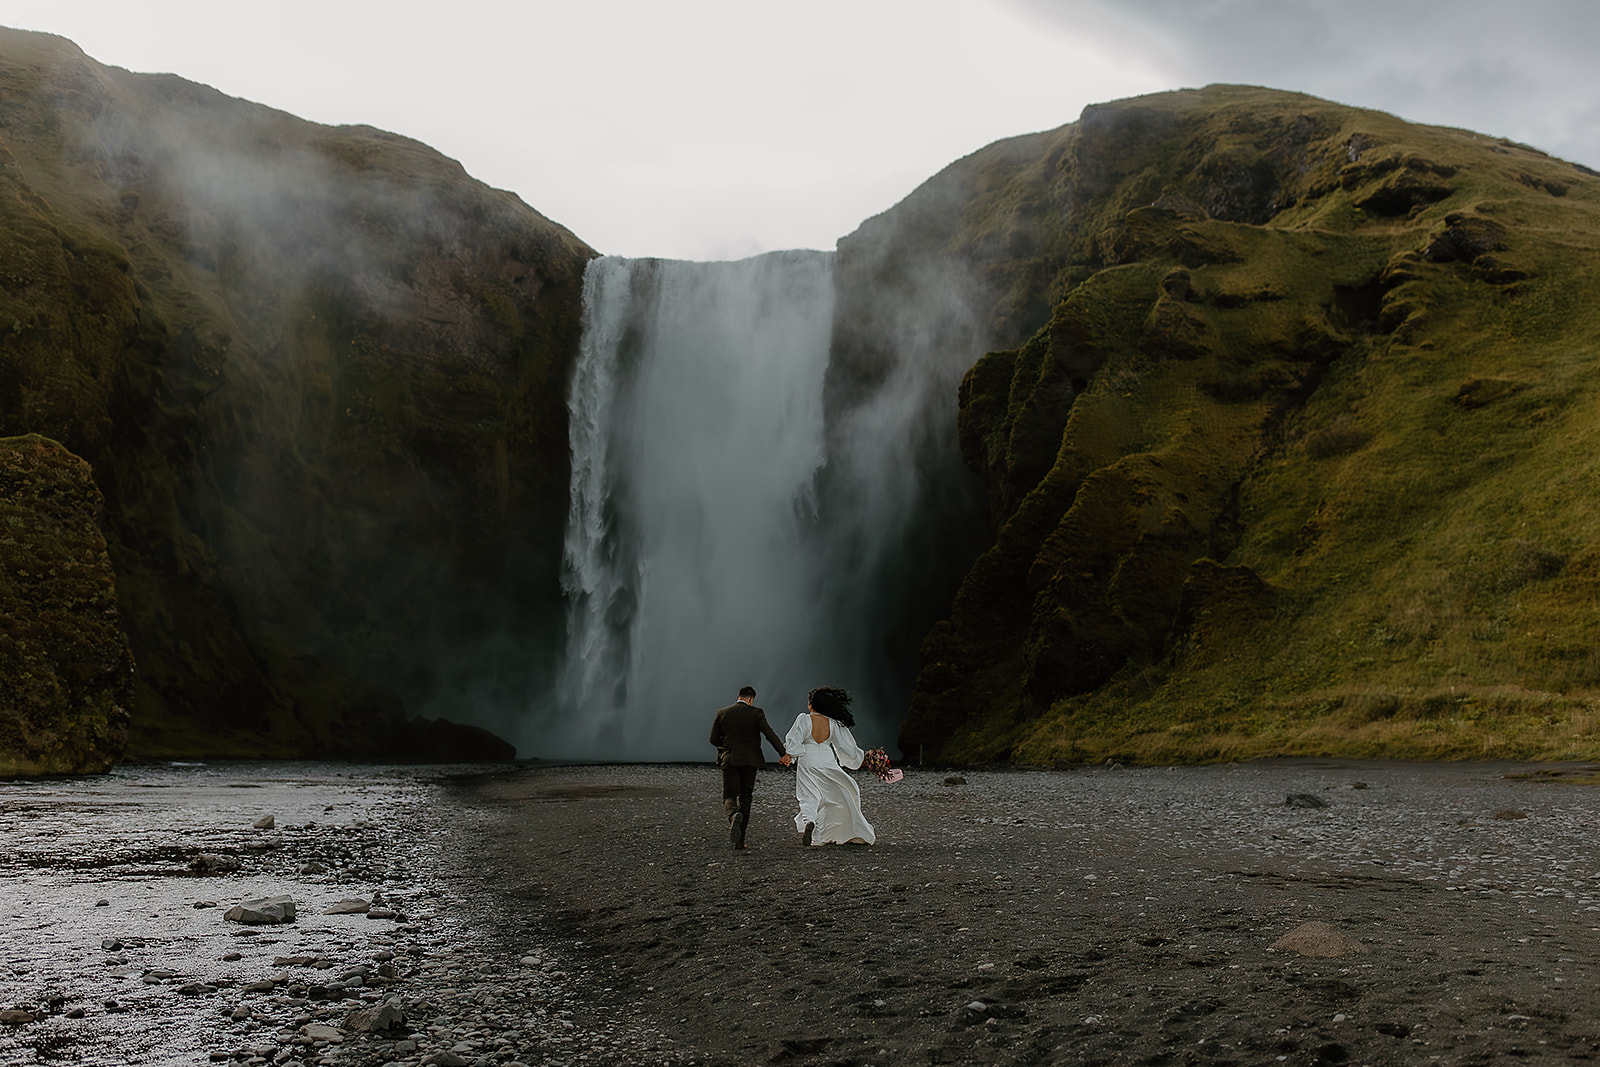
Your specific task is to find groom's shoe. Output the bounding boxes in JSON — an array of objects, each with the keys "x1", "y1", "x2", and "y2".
[
  {"x1": 730, "y1": 811, "x2": 746, "y2": 849},
  {"x1": 801, "y1": 821, "x2": 814, "y2": 847}
]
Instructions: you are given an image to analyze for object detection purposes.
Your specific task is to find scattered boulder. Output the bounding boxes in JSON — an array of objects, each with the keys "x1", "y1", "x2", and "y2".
[
  {"x1": 943, "y1": 776, "x2": 967, "y2": 787},
  {"x1": 224, "y1": 896, "x2": 295, "y2": 925},
  {"x1": 1285, "y1": 793, "x2": 1330, "y2": 809},
  {"x1": 1493, "y1": 807, "x2": 1528, "y2": 820},
  {"x1": 190, "y1": 854, "x2": 241, "y2": 874},
  {"x1": 0, "y1": 1009, "x2": 35, "y2": 1025},
  {"x1": 324, "y1": 898, "x2": 371, "y2": 915},
  {"x1": 1271, "y1": 921, "x2": 1368, "y2": 958},
  {"x1": 252, "y1": 815, "x2": 275, "y2": 830},
  {"x1": 300, "y1": 1022, "x2": 342, "y2": 1041},
  {"x1": 346, "y1": 997, "x2": 406, "y2": 1033}
]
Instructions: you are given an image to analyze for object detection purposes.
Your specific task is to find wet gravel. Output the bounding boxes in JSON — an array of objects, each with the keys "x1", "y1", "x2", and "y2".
[
  {"x1": 7, "y1": 758, "x2": 1600, "y2": 1065},
  {"x1": 0, "y1": 762, "x2": 681, "y2": 1066}
]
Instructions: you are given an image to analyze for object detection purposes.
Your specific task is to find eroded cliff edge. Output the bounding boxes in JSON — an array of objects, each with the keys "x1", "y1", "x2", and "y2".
[
  {"x1": 892, "y1": 86, "x2": 1600, "y2": 764},
  {"x1": 0, "y1": 28, "x2": 593, "y2": 761}
]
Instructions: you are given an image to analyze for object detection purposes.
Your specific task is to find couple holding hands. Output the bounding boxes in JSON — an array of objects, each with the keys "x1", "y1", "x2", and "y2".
[{"x1": 710, "y1": 685, "x2": 876, "y2": 850}]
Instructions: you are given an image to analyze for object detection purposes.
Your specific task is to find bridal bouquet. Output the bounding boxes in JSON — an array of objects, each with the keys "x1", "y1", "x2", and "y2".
[{"x1": 861, "y1": 748, "x2": 904, "y2": 783}]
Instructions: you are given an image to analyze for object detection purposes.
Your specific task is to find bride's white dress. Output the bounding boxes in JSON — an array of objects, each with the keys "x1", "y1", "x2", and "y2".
[{"x1": 784, "y1": 713, "x2": 876, "y2": 846}]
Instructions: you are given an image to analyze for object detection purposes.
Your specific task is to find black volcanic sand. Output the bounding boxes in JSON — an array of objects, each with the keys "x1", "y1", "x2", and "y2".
[
  {"x1": 456, "y1": 759, "x2": 1600, "y2": 1066},
  {"x1": 7, "y1": 760, "x2": 1600, "y2": 1065}
]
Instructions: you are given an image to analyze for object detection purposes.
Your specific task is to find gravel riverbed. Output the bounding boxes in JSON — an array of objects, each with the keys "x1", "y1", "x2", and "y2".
[{"x1": 6, "y1": 758, "x2": 1600, "y2": 1066}]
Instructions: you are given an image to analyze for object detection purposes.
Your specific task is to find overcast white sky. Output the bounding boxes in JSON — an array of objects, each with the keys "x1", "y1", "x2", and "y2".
[{"x1": 8, "y1": 1, "x2": 1598, "y2": 260}]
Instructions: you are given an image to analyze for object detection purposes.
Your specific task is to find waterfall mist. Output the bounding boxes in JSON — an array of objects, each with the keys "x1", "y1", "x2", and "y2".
[{"x1": 533, "y1": 241, "x2": 994, "y2": 762}]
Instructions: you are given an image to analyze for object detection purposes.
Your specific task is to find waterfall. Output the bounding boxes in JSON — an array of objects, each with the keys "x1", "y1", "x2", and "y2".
[{"x1": 545, "y1": 252, "x2": 837, "y2": 760}]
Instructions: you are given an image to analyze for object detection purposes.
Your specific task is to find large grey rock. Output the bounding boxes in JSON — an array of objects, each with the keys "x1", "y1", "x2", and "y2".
[
  {"x1": 346, "y1": 997, "x2": 405, "y2": 1033},
  {"x1": 1271, "y1": 920, "x2": 1367, "y2": 958},
  {"x1": 224, "y1": 896, "x2": 295, "y2": 924},
  {"x1": 323, "y1": 898, "x2": 370, "y2": 915}
]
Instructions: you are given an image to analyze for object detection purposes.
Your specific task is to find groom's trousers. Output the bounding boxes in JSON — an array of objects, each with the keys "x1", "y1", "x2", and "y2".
[{"x1": 721, "y1": 765, "x2": 757, "y2": 826}]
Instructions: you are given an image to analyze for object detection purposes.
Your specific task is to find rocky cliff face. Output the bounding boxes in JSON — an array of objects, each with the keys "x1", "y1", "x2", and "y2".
[
  {"x1": 0, "y1": 435, "x2": 133, "y2": 775},
  {"x1": 892, "y1": 86, "x2": 1600, "y2": 763},
  {"x1": 7, "y1": 33, "x2": 1595, "y2": 771},
  {"x1": 0, "y1": 28, "x2": 593, "y2": 761}
]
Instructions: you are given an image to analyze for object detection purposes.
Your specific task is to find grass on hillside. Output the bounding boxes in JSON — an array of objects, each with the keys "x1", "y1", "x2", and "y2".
[{"x1": 914, "y1": 87, "x2": 1600, "y2": 766}]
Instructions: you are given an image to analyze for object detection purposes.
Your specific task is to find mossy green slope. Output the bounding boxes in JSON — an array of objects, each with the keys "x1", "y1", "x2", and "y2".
[
  {"x1": 899, "y1": 86, "x2": 1600, "y2": 764},
  {"x1": 0, "y1": 28, "x2": 595, "y2": 758},
  {"x1": 0, "y1": 434, "x2": 133, "y2": 775}
]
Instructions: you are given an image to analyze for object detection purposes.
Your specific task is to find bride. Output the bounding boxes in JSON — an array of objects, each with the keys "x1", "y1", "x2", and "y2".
[{"x1": 784, "y1": 686, "x2": 875, "y2": 846}]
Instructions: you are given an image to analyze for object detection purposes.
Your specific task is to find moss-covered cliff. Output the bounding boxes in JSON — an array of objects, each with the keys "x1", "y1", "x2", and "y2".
[
  {"x1": 896, "y1": 86, "x2": 1600, "y2": 764},
  {"x1": 0, "y1": 434, "x2": 133, "y2": 774},
  {"x1": 0, "y1": 28, "x2": 594, "y2": 760}
]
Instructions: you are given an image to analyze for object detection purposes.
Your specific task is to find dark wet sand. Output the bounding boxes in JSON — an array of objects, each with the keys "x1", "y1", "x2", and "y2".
[{"x1": 461, "y1": 759, "x2": 1600, "y2": 1066}]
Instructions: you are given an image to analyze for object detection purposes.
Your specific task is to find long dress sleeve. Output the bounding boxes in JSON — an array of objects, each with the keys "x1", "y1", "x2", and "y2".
[
  {"x1": 784, "y1": 713, "x2": 809, "y2": 755},
  {"x1": 829, "y1": 722, "x2": 865, "y2": 770}
]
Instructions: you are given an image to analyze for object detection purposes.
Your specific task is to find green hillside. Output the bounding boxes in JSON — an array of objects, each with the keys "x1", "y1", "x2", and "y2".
[
  {"x1": 896, "y1": 86, "x2": 1600, "y2": 764},
  {"x1": 0, "y1": 27, "x2": 593, "y2": 760}
]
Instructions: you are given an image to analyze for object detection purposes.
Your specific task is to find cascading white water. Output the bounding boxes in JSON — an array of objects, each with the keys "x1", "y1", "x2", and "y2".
[{"x1": 545, "y1": 252, "x2": 837, "y2": 760}]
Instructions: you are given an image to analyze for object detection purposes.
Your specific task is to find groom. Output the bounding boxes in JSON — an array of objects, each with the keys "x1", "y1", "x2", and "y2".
[{"x1": 709, "y1": 686, "x2": 791, "y2": 849}]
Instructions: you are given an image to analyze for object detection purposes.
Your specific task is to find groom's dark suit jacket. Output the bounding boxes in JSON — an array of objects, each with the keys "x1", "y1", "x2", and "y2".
[{"x1": 710, "y1": 701, "x2": 786, "y2": 768}]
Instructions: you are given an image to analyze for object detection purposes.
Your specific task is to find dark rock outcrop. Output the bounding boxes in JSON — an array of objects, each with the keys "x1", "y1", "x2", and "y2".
[{"x1": 0, "y1": 434, "x2": 133, "y2": 775}]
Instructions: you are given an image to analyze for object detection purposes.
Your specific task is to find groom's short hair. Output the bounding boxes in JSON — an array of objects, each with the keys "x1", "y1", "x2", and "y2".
[{"x1": 738, "y1": 685, "x2": 757, "y2": 699}]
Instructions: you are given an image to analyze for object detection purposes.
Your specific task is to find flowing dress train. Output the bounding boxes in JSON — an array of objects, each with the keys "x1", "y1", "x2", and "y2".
[{"x1": 784, "y1": 713, "x2": 876, "y2": 845}]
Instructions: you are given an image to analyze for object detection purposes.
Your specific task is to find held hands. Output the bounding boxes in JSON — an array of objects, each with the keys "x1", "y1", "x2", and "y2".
[{"x1": 779, "y1": 753, "x2": 793, "y2": 767}]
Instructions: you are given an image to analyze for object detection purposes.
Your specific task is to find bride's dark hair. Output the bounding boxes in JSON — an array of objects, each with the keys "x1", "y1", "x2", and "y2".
[{"x1": 807, "y1": 686, "x2": 855, "y2": 727}]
